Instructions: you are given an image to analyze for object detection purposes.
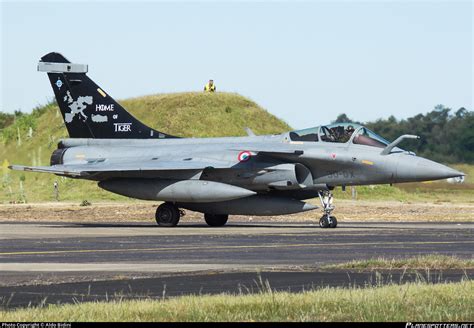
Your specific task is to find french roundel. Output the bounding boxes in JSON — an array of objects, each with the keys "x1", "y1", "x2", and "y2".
[{"x1": 238, "y1": 151, "x2": 251, "y2": 162}]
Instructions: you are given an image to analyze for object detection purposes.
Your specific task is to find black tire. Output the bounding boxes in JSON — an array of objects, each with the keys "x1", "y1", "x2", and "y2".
[
  {"x1": 155, "y1": 203, "x2": 180, "y2": 227},
  {"x1": 329, "y1": 216, "x2": 338, "y2": 228},
  {"x1": 319, "y1": 215, "x2": 330, "y2": 228},
  {"x1": 204, "y1": 214, "x2": 228, "y2": 227}
]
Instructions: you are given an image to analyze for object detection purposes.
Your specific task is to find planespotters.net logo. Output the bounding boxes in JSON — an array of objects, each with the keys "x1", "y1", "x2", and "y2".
[{"x1": 406, "y1": 323, "x2": 474, "y2": 328}]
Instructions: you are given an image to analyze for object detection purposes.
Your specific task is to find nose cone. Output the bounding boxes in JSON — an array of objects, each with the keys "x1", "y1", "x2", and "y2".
[
  {"x1": 416, "y1": 158, "x2": 464, "y2": 181},
  {"x1": 396, "y1": 156, "x2": 464, "y2": 182},
  {"x1": 417, "y1": 158, "x2": 464, "y2": 180}
]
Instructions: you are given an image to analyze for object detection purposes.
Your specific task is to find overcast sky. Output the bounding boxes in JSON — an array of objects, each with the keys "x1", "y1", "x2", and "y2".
[{"x1": 1, "y1": 0, "x2": 472, "y2": 129}]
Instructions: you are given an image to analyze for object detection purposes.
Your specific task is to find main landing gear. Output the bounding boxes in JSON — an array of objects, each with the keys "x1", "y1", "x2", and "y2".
[
  {"x1": 204, "y1": 214, "x2": 229, "y2": 227},
  {"x1": 155, "y1": 202, "x2": 181, "y2": 227},
  {"x1": 155, "y1": 202, "x2": 229, "y2": 227},
  {"x1": 318, "y1": 190, "x2": 337, "y2": 228}
]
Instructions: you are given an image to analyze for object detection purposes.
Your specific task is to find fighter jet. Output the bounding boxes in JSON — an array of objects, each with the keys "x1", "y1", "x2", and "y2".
[{"x1": 10, "y1": 52, "x2": 465, "y2": 228}]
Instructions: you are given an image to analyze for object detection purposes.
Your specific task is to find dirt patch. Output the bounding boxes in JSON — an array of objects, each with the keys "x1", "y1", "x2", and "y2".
[{"x1": 0, "y1": 200, "x2": 472, "y2": 223}]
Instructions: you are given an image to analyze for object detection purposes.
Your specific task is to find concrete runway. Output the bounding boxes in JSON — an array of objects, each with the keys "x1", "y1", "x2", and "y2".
[{"x1": 0, "y1": 220, "x2": 473, "y2": 308}]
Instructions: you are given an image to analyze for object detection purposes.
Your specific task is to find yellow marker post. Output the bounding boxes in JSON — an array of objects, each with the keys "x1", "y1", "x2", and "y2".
[{"x1": 2, "y1": 159, "x2": 10, "y2": 175}]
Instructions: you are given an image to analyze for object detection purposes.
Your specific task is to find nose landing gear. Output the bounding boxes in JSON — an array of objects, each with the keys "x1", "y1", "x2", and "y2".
[{"x1": 318, "y1": 190, "x2": 337, "y2": 228}]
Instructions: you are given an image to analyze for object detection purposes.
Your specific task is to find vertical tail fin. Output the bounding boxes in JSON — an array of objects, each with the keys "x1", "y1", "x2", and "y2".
[{"x1": 39, "y1": 52, "x2": 177, "y2": 139}]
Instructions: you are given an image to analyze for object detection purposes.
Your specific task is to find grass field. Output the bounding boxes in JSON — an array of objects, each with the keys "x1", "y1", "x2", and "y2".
[
  {"x1": 1, "y1": 281, "x2": 472, "y2": 321},
  {"x1": 322, "y1": 255, "x2": 474, "y2": 270}
]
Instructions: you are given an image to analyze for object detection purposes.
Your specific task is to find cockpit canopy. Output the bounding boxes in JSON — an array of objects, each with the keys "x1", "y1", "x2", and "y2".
[{"x1": 289, "y1": 123, "x2": 391, "y2": 149}]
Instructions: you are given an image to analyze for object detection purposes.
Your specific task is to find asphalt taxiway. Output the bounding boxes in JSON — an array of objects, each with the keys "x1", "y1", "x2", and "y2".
[{"x1": 0, "y1": 221, "x2": 473, "y2": 308}]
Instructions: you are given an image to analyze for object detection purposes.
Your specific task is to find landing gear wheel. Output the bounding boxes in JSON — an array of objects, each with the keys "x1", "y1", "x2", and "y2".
[
  {"x1": 155, "y1": 203, "x2": 180, "y2": 227},
  {"x1": 204, "y1": 214, "x2": 228, "y2": 227},
  {"x1": 329, "y1": 216, "x2": 337, "y2": 228},
  {"x1": 317, "y1": 190, "x2": 338, "y2": 228},
  {"x1": 319, "y1": 215, "x2": 330, "y2": 228}
]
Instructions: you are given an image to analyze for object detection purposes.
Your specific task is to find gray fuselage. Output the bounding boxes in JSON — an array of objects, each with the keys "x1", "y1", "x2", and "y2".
[{"x1": 58, "y1": 130, "x2": 460, "y2": 197}]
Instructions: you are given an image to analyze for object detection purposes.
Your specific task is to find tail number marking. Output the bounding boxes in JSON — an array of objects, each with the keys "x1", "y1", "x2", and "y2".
[
  {"x1": 328, "y1": 171, "x2": 355, "y2": 179},
  {"x1": 114, "y1": 123, "x2": 132, "y2": 132}
]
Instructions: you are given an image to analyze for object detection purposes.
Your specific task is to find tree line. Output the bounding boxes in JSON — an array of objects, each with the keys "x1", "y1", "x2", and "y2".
[{"x1": 334, "y1": 105, "x2": 473, "y2": 163}]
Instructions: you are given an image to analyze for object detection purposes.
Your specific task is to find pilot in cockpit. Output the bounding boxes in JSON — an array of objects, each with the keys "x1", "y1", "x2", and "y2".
[
  {"x1": 335, "y1": 125, "x2": 355, "y2": 143},
  {"x1": 345, "y1": 125, "x2": 355, "y2": 138}
]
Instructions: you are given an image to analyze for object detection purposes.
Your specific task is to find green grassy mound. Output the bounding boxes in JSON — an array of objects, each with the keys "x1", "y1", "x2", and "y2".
[{"x1": 0, "y1": 92, "x2": 290, "y2": 203}]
